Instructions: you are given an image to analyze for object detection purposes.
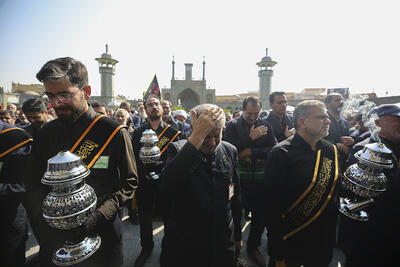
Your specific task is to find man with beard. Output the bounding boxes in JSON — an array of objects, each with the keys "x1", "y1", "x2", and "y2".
[
  {"x1": 24, "y1": 57, "x2": 138, "y2": 267},
  {"x1": 132, "y1": 95, "x2": 181, "y2": 267},
  {"x1": 0, "y1": 120, "x2": 33, "y2": 267},
  {"x1": 224, "y1": 96, "x2": 277, "y2": 267},
  {"x1": 263, "y1": 91, "x2": 294, "y2": 142},
  {"x1": 324, "y1": 93, "x2": 354, "y2": 168},
  {"x1": 161, "y1": 100, "x2": 184, "y2": 134},
  {"x1": 21, "y1": 98, "x2": 49, "y2": 139},
  {"x1": 264, "y1": 100, "x2": 339, "y2": 267},
  {"x1": 160, "y1": 104, "x2": 242, "y2": 267},
  {"x1": 338, "y1": 104, "x2": 400, "y2": 267}
]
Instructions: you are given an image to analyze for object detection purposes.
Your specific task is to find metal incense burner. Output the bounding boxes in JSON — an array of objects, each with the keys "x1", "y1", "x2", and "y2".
[
  {"x1": 139, "y1": 129, "x2": 161, "y2": 180},
  {"x1": 42, "y1": 151, "x2": 101, "y2": 266},
  {"x1": 339, "y1": 142, "x2": 393, "y2": 221}
]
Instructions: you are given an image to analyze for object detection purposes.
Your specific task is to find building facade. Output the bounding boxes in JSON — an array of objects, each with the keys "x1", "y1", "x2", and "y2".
[{"x1": 162, "y1": 57, "x2": 215, "y2": 111}]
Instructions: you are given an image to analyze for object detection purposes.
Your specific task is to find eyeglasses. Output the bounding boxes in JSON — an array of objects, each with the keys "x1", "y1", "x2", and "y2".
[{"x1": 42, "y1": 85, "x2": 86, "y2": 103}]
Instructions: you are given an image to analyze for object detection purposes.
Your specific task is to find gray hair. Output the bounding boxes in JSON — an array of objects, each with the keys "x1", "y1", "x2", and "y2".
[
  {"x1": 192, "y1": 104, "x2": 225, "y2": 129},
  {"x1": 36, "y1": 57, "x2": 88, "y2": 89},
  {"x1": 115, "y1": 108, "x2": 129, "y2": 118},
  {"x1": 293, "y1": 100, "x2": 326, "y2": 129}
]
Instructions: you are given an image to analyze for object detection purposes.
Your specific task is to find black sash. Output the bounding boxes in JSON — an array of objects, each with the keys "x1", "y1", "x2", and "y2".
[
  {"x1": 282, "y1": 144, "x2": 338, "y2": 240},
  {"x1": 0, "y1": 127, "x2": 33, "y2": 159},
  {"x1": 156, "y1": 124, "x2": 181, "y2": 156},
  {"x1": 70, "y1": 115, "x2": 124, "y2": 169}
]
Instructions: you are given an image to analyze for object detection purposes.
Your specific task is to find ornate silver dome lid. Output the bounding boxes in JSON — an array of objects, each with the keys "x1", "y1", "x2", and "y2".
[
  {"x1": 140, "y1": 129, "x2": 158, "y2": 144},
  {"x1": 355, "y1": 142, "x2": 393, "y2": 169},
  {"x1": 42, "y1": 151, "x2": 90, "y2": 185}
]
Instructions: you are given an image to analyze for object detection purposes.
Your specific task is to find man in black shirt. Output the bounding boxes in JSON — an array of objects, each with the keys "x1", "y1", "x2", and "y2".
[
  {"x1": 22, "y1": 98, "x2": 49, "y2": 139},
  {"x1": 263, "y1": 91, "x2": 294, "y2": 142},
  {"x1": 339, "y1": 104, "x2": 400, "y2": 267},
  {"x1": 160, "y1": 104, "x2": 242, "y2": 267},
  {"x1": 132, "y1": 95, "x2": 181, "y2": 267},
  {"x1": 264, "y1": 100, "x2": 339, "y2": 267},
  {"x1": 324, "y1": 93, "x2": 354, "y2": 168},
  {"x1": 0, "y1": 120, "x2": 33, "y2": 267},
  {"x1": 161, "y1": 100, "x2": 184, "y2": 134},
  {"x1": 224, "y1": 96, "x2": 277, "y2": 267},
  {"x1": 25, "y1": 57, "x2": 138, "y2": 267}
]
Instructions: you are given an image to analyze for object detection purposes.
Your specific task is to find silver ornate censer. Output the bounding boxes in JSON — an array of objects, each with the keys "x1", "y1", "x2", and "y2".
[
  {"x1": 42, "y1": 151, "x2": 101, "y2": 266},
  {"x1": 139, "y1": 129, "x2": 161, "y2": 180},
  {"x1": 339, "y1": 142, "x2": 393, "y2": 221}
]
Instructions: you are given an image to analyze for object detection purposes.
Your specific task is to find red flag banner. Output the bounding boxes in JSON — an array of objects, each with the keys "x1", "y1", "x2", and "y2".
[{"x1": 143, "y1": 74, "x2": 160, "y2": 101}]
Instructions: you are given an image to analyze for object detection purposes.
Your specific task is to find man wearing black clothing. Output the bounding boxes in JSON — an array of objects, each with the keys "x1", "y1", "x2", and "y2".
[
  {"x1": 338, "y1": 104, "x2": 400, "y2": 267},
  {"x1": 161, "y1": 100, "x2": 185, "y2": 136},
  {"x1": 160, "y1": 104, "x2": 242, "y2": 267},
  {"x1": 264, "y1": 100, "x2": 339, "y2": 267},
  {"x1": 0, "y1": 120, "x2": 33, "y2": 267},
  {"x1": 263, "y1": 92, "x2": 294, "y2": 142},
  {"x1": 324, "y1": 93, "x2": 354, "y2": 168},
  {"x1": 24, "y1": 57, "x2": 138, "y2": 267},
  {"x1": 224, "y1": 96, "x2": 277, "y2": 267},
  {"x1": 132, "y1": 95, "x2": 181, "y2": 267},
  {"x1": 22, "y1": 98, "x2": 49, "y2": 139}
]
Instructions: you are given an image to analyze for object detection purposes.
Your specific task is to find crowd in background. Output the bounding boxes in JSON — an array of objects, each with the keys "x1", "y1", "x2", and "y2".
[{"x1": 1, "y1": 58, "x2": 399, "y2": 267}]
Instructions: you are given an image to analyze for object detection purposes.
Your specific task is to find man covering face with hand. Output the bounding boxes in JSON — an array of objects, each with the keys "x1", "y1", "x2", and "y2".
[{"x1": 160, "y1": 104, "x2": 242, "y2": 267}]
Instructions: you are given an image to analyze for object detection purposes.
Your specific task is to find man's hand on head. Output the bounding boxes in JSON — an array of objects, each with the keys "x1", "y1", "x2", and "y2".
[
  {"x1": 189, "y1": 107, "x2": 223, "y2": 150},
  {"x1": 249, "y1": 124, "x2": 268, "y2": 141}
]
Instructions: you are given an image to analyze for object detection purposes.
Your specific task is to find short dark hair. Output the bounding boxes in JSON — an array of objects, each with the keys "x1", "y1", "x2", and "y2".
[
  {"x1": 269, "y1": 91, "x2": 285, "y2": 104},
  {"x1": 0, "y1": 110, "x2": 16, "y2": 118},
  {"x1": 36, "y1": 57, "x2": 88, "y2": 89},
  {"x1": 242, "y1": 96, "x2": 262, "y2": 110},
  {"x1": 91, "y1": 101, "x2": 101, "y2": 108},
  {"x1": 22, "y1": 99, "x2": 47, "y2": 114},
  {"x1": 293, "y1": 100, "x2": 326, "y2": 129},
  {"x1": 120, "y1": 101, "x2": 131, "y2": 109},
  {"x1": 324, "y1": 93, "x2": 343, "y2": 104}
]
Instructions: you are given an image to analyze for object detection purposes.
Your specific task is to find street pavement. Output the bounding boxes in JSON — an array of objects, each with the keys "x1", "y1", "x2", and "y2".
[{"x1": 26, "y1": 210, "x2": 345, "y2": 267}]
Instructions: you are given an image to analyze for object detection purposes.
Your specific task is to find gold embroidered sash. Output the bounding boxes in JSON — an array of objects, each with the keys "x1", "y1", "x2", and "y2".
[
  {"x1": 155, "y1": 124, "x2": 180, "y2": 156},
  {"x1": 282, "y1": 144, "x2": 338, "y2": 240},
  {"x1": 70, "y1": 115, "x2": 124, "y2": 169}
]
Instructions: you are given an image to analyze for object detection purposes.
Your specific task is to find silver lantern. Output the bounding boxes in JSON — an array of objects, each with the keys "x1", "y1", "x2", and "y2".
[
  {"x1": 139, "y1": 129, "x2": 161, "y2": 180},
  {"x1": 339, "y1": 142, "x2": 393, "y2": 221},
  {"x1": 42, "y1": 151, "x2": 101, "y2": 266}
]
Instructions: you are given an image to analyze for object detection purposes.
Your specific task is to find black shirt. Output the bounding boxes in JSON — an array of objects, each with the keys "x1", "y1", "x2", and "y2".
[
  {"x1": 263, "y1": 133, "x2": 338, "y2": 261},
  {"x1": 263, "y1": 112, "x2": 294, "y2": 142}
]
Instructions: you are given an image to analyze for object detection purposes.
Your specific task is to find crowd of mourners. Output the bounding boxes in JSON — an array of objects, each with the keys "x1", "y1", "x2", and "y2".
[{"x1": 1, "y1": 57, "x2": 399, "y2": 267}]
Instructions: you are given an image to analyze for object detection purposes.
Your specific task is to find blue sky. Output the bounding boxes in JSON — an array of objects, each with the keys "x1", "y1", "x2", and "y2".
[{"x1": 1, "y1": 0, "x2": 399, "y2": 99}]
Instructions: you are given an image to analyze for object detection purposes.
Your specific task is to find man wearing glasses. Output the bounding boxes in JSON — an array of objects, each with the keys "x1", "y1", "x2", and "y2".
[
  {"x1": 24, "y1": 57, "x2": 138, "y2": 267},
  {"x1": 224, "y1": 96, "x2": 277, "y2": 267}
]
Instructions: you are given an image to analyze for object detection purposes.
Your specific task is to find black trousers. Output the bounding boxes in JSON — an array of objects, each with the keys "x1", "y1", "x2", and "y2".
[
  {"x1": 136, "y1": 182, "x2": 161, "y2": 250},
  {"x1": 247, "y1": 208, "x2": 267, "y2": 249},
  {"x1": 1, "y1": 203, "x2": 28, "y2": 267},
  {"x1": 241, "y1": 179, "x2": 267, "y2": 250},
  {"x1": 160, "y1": 239, "x2": 235, "y2": 267}
]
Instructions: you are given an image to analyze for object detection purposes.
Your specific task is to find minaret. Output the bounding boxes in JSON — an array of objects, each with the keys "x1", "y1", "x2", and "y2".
[
  {"x1": 95, "y1": 44, "x2": 119, "y2": 98},
  {"x1": 256, "y1": 48, "x2": 277, "y2": 109},
  {"x1": 172, "y1": 56, "x2": 175, "y2": 80},
  {"x1": 202, "y1": 56, "x2": 206, "y2": 80}
]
